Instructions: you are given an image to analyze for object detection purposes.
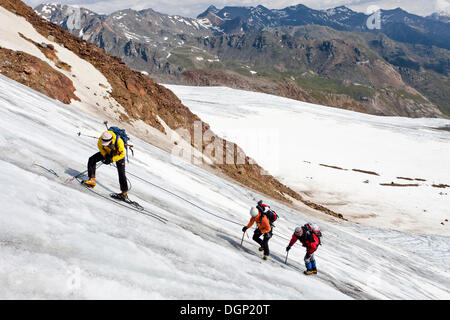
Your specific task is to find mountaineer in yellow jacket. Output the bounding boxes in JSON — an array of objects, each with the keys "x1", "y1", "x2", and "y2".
[
  {"x1": 83, "y1": 131, "x2": 128, "y2": 200},
  {"x1": 242, "y1": 202, "x2": 273, "y2": 260}
]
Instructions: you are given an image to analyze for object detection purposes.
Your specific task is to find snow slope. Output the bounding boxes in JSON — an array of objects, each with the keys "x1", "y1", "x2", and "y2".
[
  {"x1": 165, "y1": 85, "x2": 450, "y2": 236},
  {"x1": 1, "y1": 75, "x2": 449, "y2": 299}
]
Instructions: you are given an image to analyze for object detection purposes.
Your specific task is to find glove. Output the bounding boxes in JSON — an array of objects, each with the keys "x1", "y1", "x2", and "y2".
[
  {"x1": 103, "y1": 155, "x2": 112, "y2": 165},
  {"x1": 286, "y1": 246, "x2": 291, "y2": 252},
  {"x1": 242, "y1": 226, "x2": 248, "y2": 232}
]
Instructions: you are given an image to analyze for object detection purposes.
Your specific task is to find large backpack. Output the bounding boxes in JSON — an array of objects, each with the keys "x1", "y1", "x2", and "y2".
[
  {"x1": 305, "y1": 223, "x2": 322, "y2": 245},
  {"x1": 263, "y1": 207, "x2": 279, "y2": 225},
  {"x1": 109, "y1": 126, "x2": 133, "y2": 161},
  {"x1": 256, "y1": 201, "x2": 279, "y2": 225}
]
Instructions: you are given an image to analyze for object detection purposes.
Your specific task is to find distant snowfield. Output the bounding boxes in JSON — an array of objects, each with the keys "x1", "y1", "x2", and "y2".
[
  {"x1": 165, "y1": 85, "x2": 450, "y2": 236},
  {"x1": 1, "y1": 75, "x2": 450, "y2": 299}
]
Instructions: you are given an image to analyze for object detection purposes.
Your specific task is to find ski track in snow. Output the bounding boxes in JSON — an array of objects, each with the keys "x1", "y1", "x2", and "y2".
[{"x1": 0, "y1": 75, "x2": 449, "y2": 299}]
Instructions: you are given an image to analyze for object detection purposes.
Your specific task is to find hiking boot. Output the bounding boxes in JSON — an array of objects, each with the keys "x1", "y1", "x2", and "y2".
[
  {"x1": 304, "y1": 269, "x2": 314, "y2": 275},
  {"x1": 311, "y1": 268, "x2": 318, "y2": 274},
  {"x1": 263, "y1": 255, "x2": 269, "y2": 260},
  {"x1": 111, "y1": 192, "x2": 129, "y2": 202},
  {"x1": 258, "y1": 247, "x2": 264, "y2": 251},
  {"x1": 83, "y1": 178, "x2": 96, "y2": 188}
]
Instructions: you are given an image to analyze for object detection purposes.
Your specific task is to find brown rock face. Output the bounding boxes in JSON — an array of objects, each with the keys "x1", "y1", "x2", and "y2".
[{"x1": 0, "y1": 46, "x2": 79, "y2": 104}]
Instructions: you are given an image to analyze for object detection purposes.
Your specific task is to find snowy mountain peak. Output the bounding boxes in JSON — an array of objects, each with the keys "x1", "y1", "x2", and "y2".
[
  {"x1": 324, "y1": 6, "x2": 354, "y2": 15},
  {"x1": 428, "y1": 11, "x2": 450, "y2": 22}
]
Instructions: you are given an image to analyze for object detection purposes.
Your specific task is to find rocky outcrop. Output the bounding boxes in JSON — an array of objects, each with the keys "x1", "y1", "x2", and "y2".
[{"x1": 0, "y1": 46, "x2": 79, "y2": 104}]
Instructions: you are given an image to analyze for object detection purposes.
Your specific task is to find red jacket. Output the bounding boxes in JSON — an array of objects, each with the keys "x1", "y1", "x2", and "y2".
[{"x1": 289, "y1": 231, "x2": 320, "y2": 255}]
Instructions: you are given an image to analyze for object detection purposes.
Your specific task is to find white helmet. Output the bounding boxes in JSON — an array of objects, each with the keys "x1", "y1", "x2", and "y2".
[
  {"x1": 294, "y1": 226, "x2": 303, "y2": 236},
  {"x1": 250, "y1": 207, "x2": 258, "y2": 217},
  {"x1": 101, "y1": 131, "x2": 113, "y2": 146}
]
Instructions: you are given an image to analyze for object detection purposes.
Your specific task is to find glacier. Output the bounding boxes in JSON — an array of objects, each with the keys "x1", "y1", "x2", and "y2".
[{"x1": 0, "y1": 75, "x2": 449, "y2": 299}]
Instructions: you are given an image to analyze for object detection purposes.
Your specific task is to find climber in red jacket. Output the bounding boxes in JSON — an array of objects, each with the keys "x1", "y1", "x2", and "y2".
[{"x1": 286, "y1": 223, "x2": 322, "y2": 275}]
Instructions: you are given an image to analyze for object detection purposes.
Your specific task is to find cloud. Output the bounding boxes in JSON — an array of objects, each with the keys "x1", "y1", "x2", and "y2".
[
  {"x1": 23, "y1": 0, "x2": 447, "y2": 17},
  {"x1": 435, "y1": 0, "x2": 450, "y2": 13},
  {"x1": 347, "y1": 0, "x2": 450, "y2": 16}
]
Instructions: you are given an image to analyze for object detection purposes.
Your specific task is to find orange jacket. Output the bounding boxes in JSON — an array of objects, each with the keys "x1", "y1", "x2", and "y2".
[{"x1": 246, "y1": 213, "x2": 271, "y2": 234}]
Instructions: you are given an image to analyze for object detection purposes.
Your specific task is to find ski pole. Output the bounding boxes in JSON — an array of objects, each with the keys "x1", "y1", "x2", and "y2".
[
  {"x1": 240, "y1": 231, "x2": 246, "y2": 246},
  {"x1": 285, "y1": 251, "x2": 289, "y2": 264},
  {"x1": 77, "y1": 132, "x2": 98, "y2": 139},
  {"x1": 34, "y1": 163, "x2": 61, "y2": 178}
]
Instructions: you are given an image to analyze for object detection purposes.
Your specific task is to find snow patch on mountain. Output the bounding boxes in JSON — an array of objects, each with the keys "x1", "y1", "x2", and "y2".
[{"x1": 0, "y1": 6, "x2": 124, "y2": 119}]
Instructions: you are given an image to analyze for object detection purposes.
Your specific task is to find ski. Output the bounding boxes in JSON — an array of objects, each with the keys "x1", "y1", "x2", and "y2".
[
  {"x1": 110, "y1": 193, "x2": 144, "y2": 211},
  {"x1": 73, "y1": 175, "x2": 168, "y2": 224}
]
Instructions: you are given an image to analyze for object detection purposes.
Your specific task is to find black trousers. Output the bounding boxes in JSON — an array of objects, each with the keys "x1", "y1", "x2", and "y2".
[
  {"x1": 88, "y1": 152, "x2": 128, "y2": 192},
  {"x1": 253, "y1": 228, "x2": 273, "y2": 256}
]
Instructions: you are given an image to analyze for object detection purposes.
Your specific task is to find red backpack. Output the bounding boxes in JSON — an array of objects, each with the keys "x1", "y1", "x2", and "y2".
[
  {"x1": 264, "y1": 208, "x2": 278, "y2": 224},
  {"x1": 306, "y1": 223, "x2": 322, "y2": 245}
]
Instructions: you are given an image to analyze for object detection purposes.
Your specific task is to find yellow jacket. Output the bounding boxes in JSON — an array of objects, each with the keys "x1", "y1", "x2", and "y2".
[{"x1": 97, "y1": 131, "x2": 126, "y2": 162}]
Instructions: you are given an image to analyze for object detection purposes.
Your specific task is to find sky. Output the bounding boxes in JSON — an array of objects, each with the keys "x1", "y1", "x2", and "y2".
[{"x1": 23, "y1": 0, "x2": 450, "y2": 18}]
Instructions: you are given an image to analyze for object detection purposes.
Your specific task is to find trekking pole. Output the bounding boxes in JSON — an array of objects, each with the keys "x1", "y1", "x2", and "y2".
[
  {"x1": 77, "y1": 132, "x2": 98, "y2": 139},
  {"x1": 34, "y1": 163, "x2": 61, "y2": 179},
  {"x1": 103, "y1": 120, "x2": 109, "y2": 130},
  {"x1": 285, "y1": 251, "x2": 289, "y2": 264},
  {"x1": 240, "y1": 231, "x2": 246, "y2": 246}
]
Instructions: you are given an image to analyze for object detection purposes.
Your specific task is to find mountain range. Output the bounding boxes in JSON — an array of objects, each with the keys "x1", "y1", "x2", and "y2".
[
  {"x1": 35, "y1": 3, "x2": 450, "y2": 118},
  {"x1": 199, "y1": 4, "x2": 450, "y2": 48}
]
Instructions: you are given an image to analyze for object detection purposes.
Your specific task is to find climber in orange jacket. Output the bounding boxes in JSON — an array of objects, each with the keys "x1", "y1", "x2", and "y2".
[{"x1": 242, "y1": 205, "x2": 273, "y2": 260}]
